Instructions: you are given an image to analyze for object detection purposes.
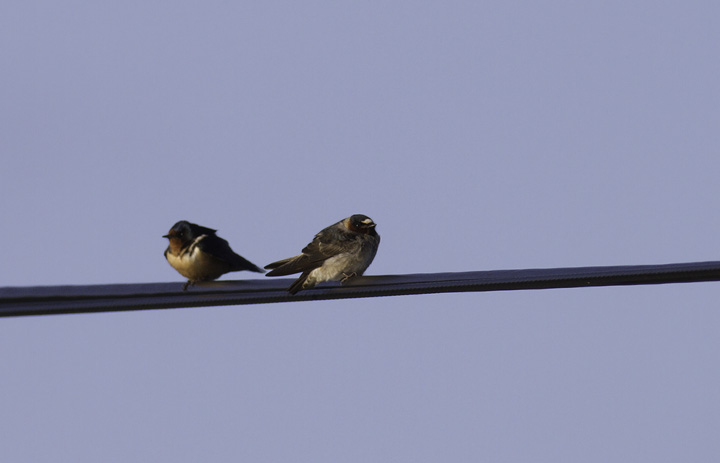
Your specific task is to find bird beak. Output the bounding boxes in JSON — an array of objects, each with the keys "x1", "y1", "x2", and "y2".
[{"x1": 162, "y1": 234, "x2": 170, "y2": 239}]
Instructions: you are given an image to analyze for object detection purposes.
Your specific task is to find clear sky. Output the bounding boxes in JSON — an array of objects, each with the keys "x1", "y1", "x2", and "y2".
[{"x1": 1, "y1": 1, "x2": 719, "y2": 461}]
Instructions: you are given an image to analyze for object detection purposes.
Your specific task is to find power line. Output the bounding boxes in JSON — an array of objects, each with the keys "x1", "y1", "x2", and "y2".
[{"x1": 1, "y1": 260, "x2": 719, "y2": 318}]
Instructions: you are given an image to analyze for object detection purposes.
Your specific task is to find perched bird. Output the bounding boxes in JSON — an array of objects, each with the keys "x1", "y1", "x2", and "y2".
[
  {"x1": 163, "y1": 220, "x2": 263, "y2": 290},
  {"x1": 265, "y1": 214, "x2": 380, "y2": 294}
]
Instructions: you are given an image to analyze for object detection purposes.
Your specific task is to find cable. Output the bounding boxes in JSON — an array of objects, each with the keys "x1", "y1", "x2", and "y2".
[{"x1": 1, "y1": 260, "x2": 719, "y2": 317}]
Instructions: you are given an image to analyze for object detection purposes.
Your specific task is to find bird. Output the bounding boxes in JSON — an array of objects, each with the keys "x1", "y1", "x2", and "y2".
[
  {"x1": 264, "y1": 214, "x2": 380, "y2": 294},
  {"x1": 163, "y1": 220, "x2": 264, "y2": 290}
]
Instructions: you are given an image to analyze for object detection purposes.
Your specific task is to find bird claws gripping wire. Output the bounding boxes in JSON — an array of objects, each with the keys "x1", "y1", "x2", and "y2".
[{"x1": 341, "y1": 272, "x2": 357, "y2": 283}]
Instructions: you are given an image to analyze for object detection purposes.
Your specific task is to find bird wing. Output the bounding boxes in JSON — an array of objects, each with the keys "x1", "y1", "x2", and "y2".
[
  {"x1": 265, "y1": 223, "x2": 359, "y2": 276},
  {"x1": 196, "y1": 235, "x2": 264, "y2": 273}
]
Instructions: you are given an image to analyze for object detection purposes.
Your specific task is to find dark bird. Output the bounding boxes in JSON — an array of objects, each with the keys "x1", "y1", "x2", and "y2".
[
  {"x1": 265, "y1": 214, "x2": 380, "y2": 294},
  {"x1": 163, "y1": 220, "x2": 263, "y2": 290}
]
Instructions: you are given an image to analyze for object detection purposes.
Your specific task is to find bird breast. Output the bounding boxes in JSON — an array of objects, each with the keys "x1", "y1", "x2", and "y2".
[{"x1": 166, "y1": 244, "x2": 229, "y2": 281}]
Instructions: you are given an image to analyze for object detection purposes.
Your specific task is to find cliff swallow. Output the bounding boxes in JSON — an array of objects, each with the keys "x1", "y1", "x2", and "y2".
[
  {"x1": 265, "y1": 214, "x2": 380, "y2": 294},
  {"x1": 163, "y1": 220, "x2": 263, "y2": 290}
]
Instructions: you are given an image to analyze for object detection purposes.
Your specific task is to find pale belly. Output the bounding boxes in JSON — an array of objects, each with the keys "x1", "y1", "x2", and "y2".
[
  {"x1": 166, "y1": 249, "x2": 229, "y2": 281},
  {"x1": 307, "y1": 253, "x2": 373, "y2": 285}
]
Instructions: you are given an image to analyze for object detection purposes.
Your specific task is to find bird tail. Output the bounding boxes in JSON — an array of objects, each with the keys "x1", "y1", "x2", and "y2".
[
  {"x1": 288, "y1": 272, "x2": 312, "y2": 295},
  {"x1": 264, "y1": 255, "x2": 303, "y2": 276},
  {"x1": 231, "y1": 255, "x2": 265, "y2": 273}
]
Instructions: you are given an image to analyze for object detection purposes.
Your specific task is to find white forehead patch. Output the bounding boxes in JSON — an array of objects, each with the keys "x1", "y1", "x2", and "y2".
[{"x1": 361, "y1": 218, "x2": 373, "y2": 224}]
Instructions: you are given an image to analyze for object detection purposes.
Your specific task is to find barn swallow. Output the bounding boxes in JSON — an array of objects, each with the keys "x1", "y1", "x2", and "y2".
[
  {"x1": 163, "y1": 220, "x2": 264, "y2": 290},
  {"x1": 264, "y1": 214, "x2": 380, "y2": 294}
]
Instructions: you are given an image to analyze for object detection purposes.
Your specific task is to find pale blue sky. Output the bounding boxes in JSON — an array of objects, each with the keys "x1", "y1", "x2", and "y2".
[{"x1": 1, "y1": 1, "x2": 719, "y2": 461}]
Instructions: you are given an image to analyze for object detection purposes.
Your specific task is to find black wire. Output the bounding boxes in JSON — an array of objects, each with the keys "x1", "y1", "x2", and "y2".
[{"x1": 1, "y1": 260, "x2": 719, "y2": 317}]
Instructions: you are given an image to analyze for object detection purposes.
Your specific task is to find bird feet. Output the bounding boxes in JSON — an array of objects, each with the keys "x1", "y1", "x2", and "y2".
[{"x1": 341, "y1": 272, "x2": 357, "y2": 283}]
